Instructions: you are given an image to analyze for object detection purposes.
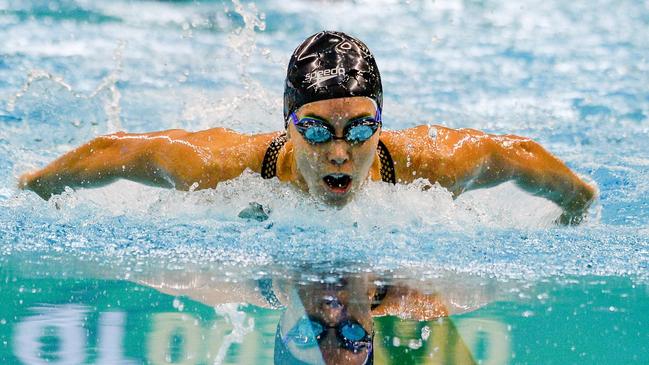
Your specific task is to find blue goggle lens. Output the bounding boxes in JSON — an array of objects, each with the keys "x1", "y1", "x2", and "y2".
[
  {"x1": 303, "y1": 125, "x2": 332, "y2": 143},
  {"x1": 286, "y1": 317, "x2": 321, "y2": 348},
  {"x1": 346, "y1": 124, "x2": 376, "y2": 143},
  {"x1": 340, "y1": 322, "x2": 367, "y2": 342},
  {"x1": 285, "y1": 316, "x2": 371, "y2": 353}
]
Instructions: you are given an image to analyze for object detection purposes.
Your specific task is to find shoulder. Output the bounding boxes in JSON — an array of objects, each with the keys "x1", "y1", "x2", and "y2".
[
  {"x1": 380, "y1": 124, "x2": 484, "y2": 143},
  {"x1": 379, "y1": 125, "x2": 484, "y2": 154},
  {"x1": 382, "y1": 125, "x2": 514, "y2": 153},
  {"x1": 179, "y1": 128, "x2": 283, "y2": 150}
]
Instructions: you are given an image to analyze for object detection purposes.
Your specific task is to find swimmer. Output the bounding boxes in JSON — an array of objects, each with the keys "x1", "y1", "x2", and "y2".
[{"x1": 19, "y1": 31, "x2": 596, "y2": 224}]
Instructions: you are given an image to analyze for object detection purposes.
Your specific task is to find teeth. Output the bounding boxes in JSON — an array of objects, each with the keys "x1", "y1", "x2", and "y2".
[{"x1": 324, "y1": 174, "x2": 351, "y2": 189}]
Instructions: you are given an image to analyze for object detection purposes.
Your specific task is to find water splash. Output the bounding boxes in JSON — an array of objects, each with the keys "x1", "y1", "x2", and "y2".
[
  {"x1": 91, "y1": 40, "x2": 125, "y2": 133},
  {"x1": 4, "y1": 45, "x2": 123, "y2": 147},
  {"x1": 180, "y1": 0, "x2": 280, "y2": 133},
  {"x1": 228, "y1": 0, "x2": 266, "y2": 77},
  {"x1": 6, "y1": 70, "x2": 74, "y2": 115}
]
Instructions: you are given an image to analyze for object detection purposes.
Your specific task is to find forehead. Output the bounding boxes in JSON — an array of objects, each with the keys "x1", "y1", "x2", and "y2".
[{"x1": 297, "y1": 97, "x2": 376, "y2": 119}]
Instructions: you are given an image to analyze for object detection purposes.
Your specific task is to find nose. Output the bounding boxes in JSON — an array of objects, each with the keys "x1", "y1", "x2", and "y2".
[
  {"x1": 328, "y1": 141, "x2": 350, "y2": 166},
  {"x1": 320, "y1": 295, "x2": 346, "y2": 324}
]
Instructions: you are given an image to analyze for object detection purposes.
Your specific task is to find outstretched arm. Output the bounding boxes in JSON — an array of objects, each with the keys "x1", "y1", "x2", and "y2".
[
  {"x1": 19, "y1": 128, "x2": 278, "y2": 200},
  {"x1": 485, "y1": 132, "x2": 595, "y2": 225},
  {"x1": 383, "y1": 126, "x2": 596, "y2": 224}
]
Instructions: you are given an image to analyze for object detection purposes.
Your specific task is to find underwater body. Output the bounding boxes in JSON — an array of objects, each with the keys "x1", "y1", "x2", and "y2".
[{"x1": 1, "y1": 0, "x2": 648, "y2": 364}]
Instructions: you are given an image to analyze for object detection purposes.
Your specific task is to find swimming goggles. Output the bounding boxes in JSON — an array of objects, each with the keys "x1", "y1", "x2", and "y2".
[
  {"x1": 290, "y1": 108, "x2": 382, "y2": 145},
  {"x1": 283, "y1": 315, "x2": 373, "y2": 353}
]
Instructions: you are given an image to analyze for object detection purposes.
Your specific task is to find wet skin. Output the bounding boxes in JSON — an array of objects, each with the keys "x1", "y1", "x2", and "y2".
[{"x1": 19, "y1": 96, "x2": 596, "y2": 223}]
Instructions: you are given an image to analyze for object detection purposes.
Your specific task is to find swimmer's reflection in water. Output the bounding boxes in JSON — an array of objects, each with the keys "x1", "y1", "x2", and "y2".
[
  {"x1": 139, "y1": 270, "x2": 481, "y2": 365},
  {"x1": 273, "y1": 276, "x2": 380, "y2": 365}
]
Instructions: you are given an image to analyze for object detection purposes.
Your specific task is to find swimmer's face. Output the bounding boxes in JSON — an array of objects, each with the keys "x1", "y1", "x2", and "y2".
[
  {"x1": 278, "y1": 277, "x2": 374, "y2": 365},
  {"x1": 288, "y1": 97, "x2": 380, "y2": 206}
]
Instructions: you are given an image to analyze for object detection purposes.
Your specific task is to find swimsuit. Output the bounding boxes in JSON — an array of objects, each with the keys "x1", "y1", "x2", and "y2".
[
  {"x1": 258, "y1": 278, "x2": 284, "y2": 309},
  {"x1": 261, "y1": 133, "x2": 396, "y2": 184}
]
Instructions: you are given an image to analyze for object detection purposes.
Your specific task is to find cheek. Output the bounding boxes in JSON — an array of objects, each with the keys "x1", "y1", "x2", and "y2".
[
  {"x1": 295, "y1": 146, "x2": 325, "y2": 173},
  {"x1": 351, "y1": 144, "x2": 376, "y2": 166}
]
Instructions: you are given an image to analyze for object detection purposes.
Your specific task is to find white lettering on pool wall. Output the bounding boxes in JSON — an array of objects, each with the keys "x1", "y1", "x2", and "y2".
[
  {"x1": 454, "y1": 318, "x2": 511, "y2": 365},
  {"x1": 149, "y1": 313, "x2": 202, "y2": 365},
  {"x1": 14, "y1": 305, "x2": 87, "y2": 365},
  {"x1": 11, "y1": 304, "x2": 255, "y2": 365},
  {"x1": 12, "y1": 304, "x2": 507, "y2": 364},
  {"x1": 13, "y1": 305, "x2": 137, "y2": 365},
  {"x1": 147, "y1": 312, "x2": 238, "y2": 365},
  {"x1": 95, "y1": 312, "x2": 138, "y2": 365}
]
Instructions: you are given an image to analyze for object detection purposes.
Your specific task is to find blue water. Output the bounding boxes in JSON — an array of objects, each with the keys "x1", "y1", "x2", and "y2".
[{"x1": 0, "y1": 0, "x2": 648, "y2": 364}]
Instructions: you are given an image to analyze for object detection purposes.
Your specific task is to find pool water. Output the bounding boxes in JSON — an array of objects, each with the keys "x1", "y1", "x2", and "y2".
[{"x1": 1, "y1": 0, "x2": 648, "y2": 364}]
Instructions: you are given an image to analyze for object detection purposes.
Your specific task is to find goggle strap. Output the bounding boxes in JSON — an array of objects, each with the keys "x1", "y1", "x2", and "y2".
[{"x1": 290, "y1": 112, "x2": 300, "y2": 126}]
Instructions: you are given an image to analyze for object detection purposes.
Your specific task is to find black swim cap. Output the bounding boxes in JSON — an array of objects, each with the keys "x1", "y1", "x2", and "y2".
[{"x1": 284, "y1": 31, "x2": 383, "y2": 127}]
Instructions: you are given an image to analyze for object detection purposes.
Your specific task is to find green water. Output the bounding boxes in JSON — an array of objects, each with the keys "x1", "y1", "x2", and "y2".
[{"x1": 1, "y1": 275, "x2": 647, "y2": 364}]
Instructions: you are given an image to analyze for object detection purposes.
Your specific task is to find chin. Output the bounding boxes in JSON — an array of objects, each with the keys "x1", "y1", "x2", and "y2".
[
  {"x1": 309, "y1": 183, "x2": 356, "y2": 207},
  {"x1": 321, "y1": 191, "x2": 354, "y2": 207}
]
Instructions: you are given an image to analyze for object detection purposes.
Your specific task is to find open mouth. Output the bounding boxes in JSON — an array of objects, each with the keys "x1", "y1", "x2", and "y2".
[{"x1": 323, "y1": 173, "x2": 352, "y2": 194}]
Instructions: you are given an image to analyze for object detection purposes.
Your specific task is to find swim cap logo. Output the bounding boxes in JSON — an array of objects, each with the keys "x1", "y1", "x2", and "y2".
[{"x1": 305, "y1": 66, "x2": 346, "y2": 89}]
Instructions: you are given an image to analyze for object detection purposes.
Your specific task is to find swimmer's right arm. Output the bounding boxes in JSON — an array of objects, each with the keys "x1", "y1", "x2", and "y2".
[{"x1": 19, "y1": 128, "x2": 278, "y2": 200}]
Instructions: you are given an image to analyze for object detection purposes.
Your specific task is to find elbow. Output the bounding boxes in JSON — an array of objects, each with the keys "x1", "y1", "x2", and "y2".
[{"x1": 489, "y1": 136, "x2": 541, "y2": 178}]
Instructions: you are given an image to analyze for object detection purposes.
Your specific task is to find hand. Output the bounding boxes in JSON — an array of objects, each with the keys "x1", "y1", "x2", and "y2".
[
  {"x1": 18, "y1": 171, "x2": 55, "y2": 200},
  {"x1": 18, "y1": 172, "x2": 30, "y2": 190},
  {"x1": 555, "y1": 210, "x2": 587, "y2": 226},
  {"x1": 555, "y1": 183, "x2": 597, "y2": 226}
]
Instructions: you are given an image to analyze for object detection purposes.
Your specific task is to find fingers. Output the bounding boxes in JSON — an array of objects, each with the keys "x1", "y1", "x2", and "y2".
[
  {"x1": 17, "y1": 172, "x2": 34, "y2": 190},
  {"x1": 555, "y1": 211, "x2": 586, "y2": 226},
  {"x1": 17, "y1": 172, "x2": 54, "y2": 200}
]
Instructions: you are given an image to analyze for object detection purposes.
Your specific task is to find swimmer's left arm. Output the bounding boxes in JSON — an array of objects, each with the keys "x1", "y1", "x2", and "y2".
[
  {"x1": 444, "y1": 127, "x2": 596, "y2": 225},
  {"x1": 385, "y1": 126, "x2": 596, "y2": 225}
]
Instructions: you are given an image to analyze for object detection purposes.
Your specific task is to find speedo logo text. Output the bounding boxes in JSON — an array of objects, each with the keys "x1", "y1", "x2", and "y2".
[{"x1": 305, "y1": 66, "x2": 346, "y2": 88}]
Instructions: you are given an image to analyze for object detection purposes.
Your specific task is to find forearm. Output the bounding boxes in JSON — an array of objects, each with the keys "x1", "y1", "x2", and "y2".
[
  {"x1": 20, "y1": 133, "x2": 160, "y2": 199},
  {"x1": 494, "y1": 138, "x2": 596, "y2": 219}
]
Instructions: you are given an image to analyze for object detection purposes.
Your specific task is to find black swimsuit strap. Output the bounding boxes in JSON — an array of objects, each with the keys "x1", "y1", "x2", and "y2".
[
  {"x1": 258, "y1": 278, "x2": 284, "y2": 309},
  {"x1": 377, "y1": 140, "x2": 396, "y2": 184},
  {"x1": 261, "y1": 133, "x2": 396, "y2": 184},
  {"x1": 371, "y1": 284, "x2": 389, "y2": 310},
  {"x1": 261, "y1": 133, "x2": 288, "y2": 179}
]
